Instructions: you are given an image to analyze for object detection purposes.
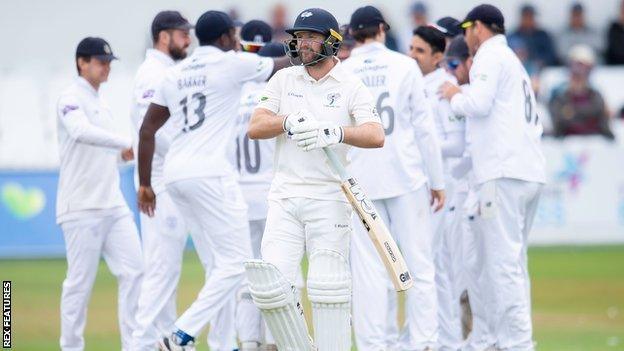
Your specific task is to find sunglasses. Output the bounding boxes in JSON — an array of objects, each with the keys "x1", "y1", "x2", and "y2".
[
  {"x1": 460, "y1": 20, "x2": 474, "y2": 34},
  {"x1": 240, "y1": 41, "x2": 265, "y2": 53},
  {"x1": 445, "y1": 58, "x2": 461, "y2": 71}
]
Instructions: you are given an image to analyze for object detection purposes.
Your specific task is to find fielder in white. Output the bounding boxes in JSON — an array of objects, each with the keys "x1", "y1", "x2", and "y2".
[
  {"x1": 137, "y1": 10, "x2": 289, "y2": 351},
  {"x1": 56, "y1": 37, "x2": 143, "y2": 351},
  {"x1": 129, "y1": 11, "x2": 193, "y2": 351},
  {"x1": 245, "y1": 7, "x2": 384, "y2": 351},
  {"x1": 440, "y1": 5, "x2": 546, "y2": 350},
  {"x1": 230, "y1": 21, "x2": 286, "y2": 351},
  {"x1": 342, "y1": 7, "x2": 445, "y2": 351},
  {"x1": 410, "y1": 26, "x2": 467, "y2": 351}
]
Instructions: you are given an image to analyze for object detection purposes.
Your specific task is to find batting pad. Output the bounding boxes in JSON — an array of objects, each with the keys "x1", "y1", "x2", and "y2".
[
  {"x1": 244, "y1": 260, "x2": 316, "y2": 351},
  {"x1": 307, "y1": 250, "x2": 352, "y2": 351}
]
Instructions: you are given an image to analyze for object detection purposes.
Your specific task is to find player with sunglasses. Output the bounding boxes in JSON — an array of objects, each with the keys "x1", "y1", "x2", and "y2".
[{"x1": 410, "y1": 25, "x2": 467, "y2": 351}]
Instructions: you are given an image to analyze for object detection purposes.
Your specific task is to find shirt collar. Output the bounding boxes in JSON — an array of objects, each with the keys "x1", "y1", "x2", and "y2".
[
  {"x1": 350, "y1": 41, "x2": 386, "y2": 57},
  {"x1": 192, "y1": 45, "x2": 226, "y2": 56},
  {"x1": 297, "y1": 57, "x2": 347, "y2": 83},
  {"x1": 146, "y1": 48, "x2": 175, "y2": 66},
  {"x1": 75, "y1": 76, "x2": 98, "y2": 97},
  {"x1": 479, "y1": 34, "x2": 507, "y2": 51}
]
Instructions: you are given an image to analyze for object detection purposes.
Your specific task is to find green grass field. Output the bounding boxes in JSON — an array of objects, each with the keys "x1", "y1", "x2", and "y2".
[{"x1": 1, "y1": 245, "x2": 623, "y2": 351}]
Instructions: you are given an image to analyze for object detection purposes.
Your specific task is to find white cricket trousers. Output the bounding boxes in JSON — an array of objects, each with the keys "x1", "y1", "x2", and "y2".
[
  {"x1": 131, "y1": 190, "x2": 187, "y2": 351},
  {"x1": 351, "y1": 186, "x2": 437, "y2": 351},
  {"x1": 471, "y1": 178, "x2": 542, "y2": 351},
  {"x1": 433, "y1": 183, "x2": 468, "y2": 351},
  {"x1": 167, "y1": 176, "x2": 252, "y2": 337},
  {"x1": 60, "y1": 212, "x2": 143, "y2": 351}
]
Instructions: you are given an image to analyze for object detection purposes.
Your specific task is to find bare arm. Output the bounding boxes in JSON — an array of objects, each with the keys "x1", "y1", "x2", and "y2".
[
  {"x1": 248, "y1": 108, "x2": 286, "y2": 140},
  {"x1": 343, "y1": 122, "x2": 384, "y2": 148},
  {"x1": 138, "y1": 103, "x2": 170, "y2": 186}
]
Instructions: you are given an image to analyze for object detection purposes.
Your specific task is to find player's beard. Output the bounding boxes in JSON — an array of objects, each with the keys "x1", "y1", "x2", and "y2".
[
  {"x1": 299, "y1": 48, "x2": 325, "y2": 66},
  {"x1": 169, "y1": 42, "x2": 188, "y2": 61}
]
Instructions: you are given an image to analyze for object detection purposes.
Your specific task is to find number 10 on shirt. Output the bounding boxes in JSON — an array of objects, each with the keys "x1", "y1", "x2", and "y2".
[{"x1": 323, "y1": 147, "x2": 413, "y2": 292}]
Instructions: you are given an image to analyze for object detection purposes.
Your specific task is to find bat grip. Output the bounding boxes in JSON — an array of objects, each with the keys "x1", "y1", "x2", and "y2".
[{"x1": 322, "y1": 147, "x2": 349, "y2": 182}]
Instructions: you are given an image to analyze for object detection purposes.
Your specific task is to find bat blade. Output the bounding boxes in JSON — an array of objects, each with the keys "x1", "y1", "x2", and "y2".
[{"x1": 341, "y1": 177, "x2": 414, "y2": 292}]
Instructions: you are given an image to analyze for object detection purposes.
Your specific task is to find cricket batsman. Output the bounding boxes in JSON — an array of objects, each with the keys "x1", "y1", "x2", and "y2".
[{"x1": 244, "y1": 7, "x2": 384, "y2": 351}]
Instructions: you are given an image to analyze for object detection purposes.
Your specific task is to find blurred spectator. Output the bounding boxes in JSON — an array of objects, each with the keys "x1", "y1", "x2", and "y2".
[
  {"x1": 338, "y1": 24, "x2": 355, "y2": 60},
  {"x1": 557, "y1": 3, "x2": 602, "y2": 64},
  {"x1": 508, "y1": 4, "x2": 559, "y2": 69},
  {"x1": 549, "y1": 45, "x2": 615, "y2": 139},
  {"x1": 508, "y1": 36, "x2": 542, "y2": 97},
  {"x1": 399, "y1": 2, "x2": 429, "y2": 52},
  {"x1": 270, "y1": 3, "x2": 290, "y2": 43},
  {"x1": 410, "y1": 2, "x2": 428, "y2": 28},
  {"x1": 605, "y1": 0, "x2": 624, "y2": 64}
]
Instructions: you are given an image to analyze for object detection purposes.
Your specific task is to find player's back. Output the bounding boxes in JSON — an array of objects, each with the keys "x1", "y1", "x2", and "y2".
[
  {"x1": 152, "y1": 46, "x2": 273, "y2": 184},
  {"x1": 467, "y1": 35, "x2": 545, "y2": 184},
  {"x1": 343, "y1": 42, "x2": 427, "y2": 199},
  {"x1": 235, "y1": 80, "x2": 275, "y2": 220}
]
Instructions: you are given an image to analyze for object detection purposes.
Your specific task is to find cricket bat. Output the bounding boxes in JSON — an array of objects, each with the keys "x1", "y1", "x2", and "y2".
[{"x1": 323, "y1": 147, "x2": 413, "y2": 291}]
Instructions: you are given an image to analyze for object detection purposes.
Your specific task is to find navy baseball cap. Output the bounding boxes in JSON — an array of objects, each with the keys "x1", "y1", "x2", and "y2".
[
  {"x1": 258, "y1": 42, "x2": 287, "y2": 57},
  {"x1": 241, "y1": 20, "x2": 273, "y2": 44},
  {"x1": 436, "y1": 17, "x2": 462, "y2": 37},
  {"x1": 76, "y1": 37, "x2": 118, "y2": 61},
  {"x1": 446, "y1": 35, "x2": 470, "y2": 60},
  {"x1": 349, "y1": 6, "x2": 390, "y2": 31},
  {"x1": 196, "y1": 10, "x2": 235, "y2": 43},
  {"x1": 460, "y1": 4, "x2": 505, "y2": 33},
  {"x1": 151, "y1": 11, "x2": 193, "y2": 41}
]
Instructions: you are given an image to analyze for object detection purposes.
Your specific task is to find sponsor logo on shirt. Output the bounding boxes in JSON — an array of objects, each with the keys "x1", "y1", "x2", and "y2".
[
  {"x1": 142, "y1": 89, "x2": 155, "y2": 99},
  {"x1": 182, "y1": 63, "x2": 206, "y2": 71},
  {"x1": 287, "y1": 92, "x2": 303, "y2": 98},
  {"x1": 61, "y1": 105, "x2": 79, "y2": 116},
  {"x1": 325, "y1": 92, "x2": 341, "y2": 107}
]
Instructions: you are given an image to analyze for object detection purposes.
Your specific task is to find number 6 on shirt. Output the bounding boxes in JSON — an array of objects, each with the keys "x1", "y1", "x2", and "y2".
[{"x1": 323, "y1": 147, "x2": 413, "y2": 291}]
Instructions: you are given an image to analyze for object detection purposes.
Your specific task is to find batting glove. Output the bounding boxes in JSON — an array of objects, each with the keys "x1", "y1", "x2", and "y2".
[
  {"x1": 282, "y1": 110, "x2": 316, "y2": 136},
  {"x1": 291, "y1": 122, "x2": 344, "y2": 151}
]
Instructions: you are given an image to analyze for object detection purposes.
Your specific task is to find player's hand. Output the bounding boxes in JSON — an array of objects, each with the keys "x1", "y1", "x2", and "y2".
[
  {"x1": 291, "y1": 122, "x2": 344, "y2": 151},
  {"x1": 439, "y1": 81, "x2": 461, "y2": 101},
  {"x1": 137, "y1": 185, "x2": 156, "y2": 217},
  {"x1": 283, "y1": 109, "x2": 316, "y2": 136},
  {"x1": 121, "y1": 147, "x2": 134, "y2": 161},
  {"x1": 430, "y1": 189, "x2": 446, "y2": 212}
]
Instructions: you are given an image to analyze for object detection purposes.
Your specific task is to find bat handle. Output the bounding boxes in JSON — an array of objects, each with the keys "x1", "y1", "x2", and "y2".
[{"x1": 322, "y1": 147, "x2": 349, "y2": 182}]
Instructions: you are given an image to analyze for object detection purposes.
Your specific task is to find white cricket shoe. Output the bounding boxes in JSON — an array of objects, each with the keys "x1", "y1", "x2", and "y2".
[{"x1": 158, "y1": 334, "x2": 196, "y2": 351}]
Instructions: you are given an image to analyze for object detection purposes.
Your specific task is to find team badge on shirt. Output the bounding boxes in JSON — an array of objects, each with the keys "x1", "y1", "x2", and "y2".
[{"x1": 325, "y1": 93, "x2": 341, "y2": 108}]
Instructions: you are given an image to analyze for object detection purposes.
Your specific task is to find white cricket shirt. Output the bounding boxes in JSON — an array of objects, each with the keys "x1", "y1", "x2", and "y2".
[
  {"x1": 235, "y1": 80, "x2": 275, "y2": 220},
  {"x1": 424, "y1": 68, "x2": 466, "y2": 174},
  {"x1": 130, "y1": 49, "x2": 176, "y2": 194},
  {"x1": 152, "y1": 45, "x2": 274, "y2": 183},
  {"x1": 342, "y1": 42, "x2": 445, "y2": 200},
  {"x1": 256, "y1": 60, "x2": 381, "y2": 202},
  {"x1": 450, "y1": 35, "x2": 546, "y2": 184},
  {"x1": 56, "y1": 77, "x2": 132, "y2": 223}
]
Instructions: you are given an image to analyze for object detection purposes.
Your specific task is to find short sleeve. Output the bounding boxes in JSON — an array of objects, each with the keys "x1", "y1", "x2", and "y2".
[
  {"x1": 151, "y1": 69, "x2": 175, "y2": 108},
  {"x1": 349, "y1": 81, "x2": 381, "y2": 126},
  {"x1": 255, "y1": 70, "x2": 283, "y2": 114},
  {"x1": 233, "y1": 52, "x2": 274, "y2": 84}
]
